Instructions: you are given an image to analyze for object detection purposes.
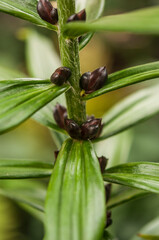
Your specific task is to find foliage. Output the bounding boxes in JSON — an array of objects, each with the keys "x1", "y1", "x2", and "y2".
[{"x1": 0, "y1": 0, "x2": 159, "y2": 240}]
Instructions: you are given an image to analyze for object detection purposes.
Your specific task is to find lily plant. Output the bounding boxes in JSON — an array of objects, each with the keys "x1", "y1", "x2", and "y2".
[{"x1": 0, "y1": 0, "x2": 159, "y2": 239}]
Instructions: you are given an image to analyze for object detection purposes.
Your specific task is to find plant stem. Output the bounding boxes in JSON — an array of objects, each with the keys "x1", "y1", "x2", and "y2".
[{"x1": 56, "y1": 0, "x2": 86, "y2": 124}]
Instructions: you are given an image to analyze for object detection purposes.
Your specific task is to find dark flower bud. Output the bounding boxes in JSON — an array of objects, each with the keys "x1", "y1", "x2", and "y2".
[
  {"x1": 77, "y1": 9, "x2": 86, "y2": 21},
  {"x1": 37, "y1": 0, "x2": 58, "y2": 25},
  {"x1": 87, "y1": 115, "x2": 95, "y2": 121},
  {"x1": 53, "y1": 104, "x2": 67, "y2": 129},
  {"x1": 105, "y1": 184, "x2": 112, "y2": 203},
  {"x1": 50, "y1": 8, "x2": 58, "y2": 23},
  {"x1": 106, "y1": 211, "x2": 112, "y2": 228},
  {"x1": 80, "y1": 67, "x2": 108, "y2": 94},
  {"x1": 98, "y1": 156, "x2": 108, "y2": 173},
  {"x1": 81, "y1": 118, "x2": 102, "y2": 140},
  {"x1": 80, "y1": 72, "x2": 91, "y2": 90},
  {"x1": 54, "y1": 151, "x2": 59, "y2": 160},
  {"x1": 67, "y1": 9, "x2": 86, "y2": 23},
  {"x1": 51, "y1": 67, "x2": 71, "y2": 86},
  {"x1": 65, "y1": 118, "x2": 81, "y2": 139}
]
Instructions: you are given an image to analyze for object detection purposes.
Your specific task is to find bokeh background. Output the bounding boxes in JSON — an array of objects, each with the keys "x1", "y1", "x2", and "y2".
[{"x1": 0, "y1": 0, "x2": 159, "y2": 239}]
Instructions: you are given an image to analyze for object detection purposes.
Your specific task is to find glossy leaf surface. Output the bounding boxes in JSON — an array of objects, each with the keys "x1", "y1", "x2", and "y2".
[
  {"x1": 0, "y1": 159, "x2": 53, "y2": 179},
  {"x1": 103, "y1": 162, "x2": 159, "y2": 193},
  {"x1": 0, "y1": 0, "x2": 57, "y2": 30},
  {"x1": 63, "y1": 7, "x2": 159, "y2": 37},
  {"x1": 45, "y1": 139, "x2": 106, "y2": 240},
  {"x1": 98, "y1": 83, "x2": 159, "y2": 140},
  {"x1": 0, "y1": 78, "x2": 69, "y2": 134},
  {"x1": 83, "y1": 61, "x2": 159, "y2": 100}
]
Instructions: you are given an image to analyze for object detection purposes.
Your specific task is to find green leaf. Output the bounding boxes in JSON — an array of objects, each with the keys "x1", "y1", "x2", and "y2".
[
  {"x1": 103, "y1": 162, "x2": 159, "y2": 194},
  {"x1": 63, "y1": 7, "x2": 159, "y2": 37},
  {"x1": 107, "y1": 188, "x2": 149, "y2": 210},
  {"x1": 76, "y1": 0, "x2": 105, "y2": 50},
  {"x1": 98, "y1": 83, "x2": 159, "y2": 140},
  {"x1": 95, "y1": 130, "x2": 133, "y2": 168},
  {"x1": 45, "y1": 138, "x2": 106, "y2": 240},
  {"x1": 131, "y1": 217, "x2": 159, "y2": 240},
  {"x1": 83, "y1": 61, "x2": 159, "y2": 100},
  {"x1": 0, "y1": 159, "x2": 53, "y2": 179},
  {"x1": 0, "y1": 0, "x2": 57, "y2": 30},
  {"x1": 0, "y1": 78, "x2": 69, "y2": 134},
  {"x1": 25, "y1": 30, "x2": 67, "y2": 147},
  {"x1": 0, "y1": 179, "x2": 46, "y2": 211}
]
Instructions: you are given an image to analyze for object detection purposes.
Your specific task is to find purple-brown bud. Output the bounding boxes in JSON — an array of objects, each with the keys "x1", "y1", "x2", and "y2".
[
  {"x1": 106, "y1": 211, "x2": 112, "y2": 228},
  {"x1": 80, "y1": 67, "x2": 108, "y2": 94},
  {"x1": 53, "y1": 104, "x2": 67, "y2": 129},
  {"x1": 65, "y1": 119, "x2": 81, "y2": 139},
  {"x1": 54, "y1": 150, "x2": 59, "y2": 160},
  {"x1": 37, "y1": 0, "x2": 58, "y2": 25},
  {"x1": 105, "y1": 184, "x2": 112, "y2": 203},
  {"x1": 81, "y1": 118, "x2": 102, "y2": 140},
  {"x1": 98, "y1": 156, "x2": 108, "y2": 173},
  {"x1": 50, "y1": 67, "x2": 71, "y2": 86},
  {"x1": 67, "y1": 9, "x2": 86, "y2": 23}
]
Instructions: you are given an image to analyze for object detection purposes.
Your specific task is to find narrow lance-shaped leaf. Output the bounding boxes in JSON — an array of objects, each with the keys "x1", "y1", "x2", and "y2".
[
  {"x1": 97, "y1": 83, "x2": 159, "y2": 141},
  {"x1": 0, "y1": 159, "x2": 53, "y2": 179},
  {"x1": 131, "y1": 217, "x2": 159, "y2": 240},
  {"x1": 45, "y1": 139, "x2": 106, "y2": 240},
  {"x1": 83, "y1": 61, "x2": 159, "y2": 100},
  {"x1": 0, "y1": 0, "x2": 57, "y2": 30},
  {"x1": 107, "y1": 188, "x2": 150, "y2": 210},
  {"x1": 0, "y1": 179, "x2": 46, "y2": 211},
  {"x1": 63, "y1": 7, "x2": 159, "y2": 37},
  {"x1": 25, "y1": 30, "x2": 67, "y2": 147},
  {"x1": 0, "y1": 78, "x2": 69, "y2": 134},
  {"x1": 95, "y1": 130, "x2": 133, "y2": 168},
  {"x1": 76, "y1": 0, "x2": 105, "y2": 50},
  {"x1": 103, "y1": 162, "x2": 159, "y2": 194}
]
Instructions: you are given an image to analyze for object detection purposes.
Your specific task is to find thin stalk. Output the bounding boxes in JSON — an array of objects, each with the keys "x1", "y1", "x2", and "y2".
[{"x1": 56, "y1": 0, "x2": 86, "y2": 124}]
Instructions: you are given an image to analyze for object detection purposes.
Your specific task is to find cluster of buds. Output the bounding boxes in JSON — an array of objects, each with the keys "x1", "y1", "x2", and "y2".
[
  {"x1": 53, "y1": 104, "x2": 103, "y2": 140},
  {"x1": 37, "y1": 0, "x2": 58, "y2": 25},
  {"x1": 80, "y1": 67, "x2": 108, "y2": 94},
  {"x1": 50, "y1": 67, "x2": 71, "y2": 86}
]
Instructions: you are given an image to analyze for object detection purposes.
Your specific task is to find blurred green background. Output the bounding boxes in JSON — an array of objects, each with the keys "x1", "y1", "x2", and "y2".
[{"x1": 0, "y1": 1, "x2": 159, "y2": 239}]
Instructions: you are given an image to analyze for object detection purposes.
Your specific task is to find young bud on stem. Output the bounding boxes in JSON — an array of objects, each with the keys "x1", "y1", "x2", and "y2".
[
  {"x1": 67, "y1": 9, "x2": 86, "y2": 23},
  {"x1": 50, "y1": 67, "x2": 71, "y2": 86},
  {"x1": 53, "y1": 104, "x2": 67, "y2": 129},
  {"x1": 98, "y1": 156, "x2": 108, "y2": 173},
  {"x1": 81, "y1": 118, "x2": 102, "y2": 140},
  {"x1": 37, "y1": 0, "x2": 58, "y2": 25},
  {"x1": 80, "y1": 67, "x2": 108, "y2": 94},
  {"x1": 106, "y1": 211, "x2": 112, "y2": 228},
  {"x1": 105, "y1": 184, "x2": 112, "y2": 203},
  {"x1": 65, "y1": 119, "x2": 81, "y2": 139}
]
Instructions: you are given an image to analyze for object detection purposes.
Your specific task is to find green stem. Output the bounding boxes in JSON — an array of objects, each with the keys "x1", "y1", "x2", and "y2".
[{"x1": 56, "y1": 0, "x2": 86, "y2": 124}]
